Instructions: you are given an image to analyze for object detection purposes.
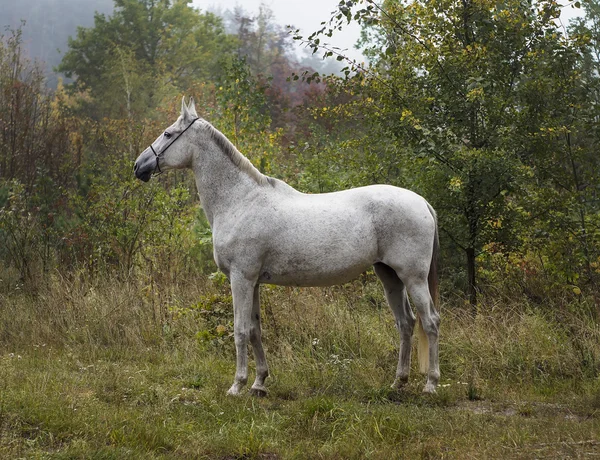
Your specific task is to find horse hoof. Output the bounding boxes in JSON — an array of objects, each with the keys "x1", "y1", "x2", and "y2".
[
  {"x1": 423, "y1": 383, "x2": 437, "y2": 394},
  {"x1": 391, "y1": 377, "x2": 409, "y2": 390},
  {"x1": 249, "y1": 385, "x2": 268, "y2": 397},
  {"x1": 227, "y1": 384, "x2": 244, "y2": 396}
]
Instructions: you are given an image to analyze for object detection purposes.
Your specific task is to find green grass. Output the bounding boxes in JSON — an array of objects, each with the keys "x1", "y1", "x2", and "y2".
[{"x1": 0, "y1": 273, "x2": 599, "y2": 458}]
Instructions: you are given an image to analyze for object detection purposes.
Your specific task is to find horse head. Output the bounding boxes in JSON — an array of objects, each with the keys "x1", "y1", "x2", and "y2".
[{"x1": 134, "y1": 97, "x2": 199, "y2": 182}]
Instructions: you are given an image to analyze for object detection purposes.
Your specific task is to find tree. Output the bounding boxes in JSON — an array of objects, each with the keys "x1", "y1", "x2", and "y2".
[
  {"x1": 514, "y1": 1, "x2": 600, "y2": 292},
  {"x1": 0, "y1": 0, "x2": 114, "y2": 87},
  {"x1": 222, "y1": 4, "x2": 322, "y2": 128},
  {"x1": 58, "y1": 0, "x2": 234, "y2": 118},
  {"x1": 0, "y1": 26, "x2": 82, "y2": 282},
  {"x1": 298, "y1": 0, "x2": 591, "y2": 306}
]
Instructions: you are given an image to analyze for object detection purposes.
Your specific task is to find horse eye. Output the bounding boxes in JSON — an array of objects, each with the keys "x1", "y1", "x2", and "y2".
[{"x1": 164, "y1": 131, "x2": 172, "y2": 139}]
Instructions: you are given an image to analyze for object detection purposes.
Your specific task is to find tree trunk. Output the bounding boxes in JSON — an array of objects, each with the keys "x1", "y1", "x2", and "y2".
[{"x1": 466, "y1": 247, "x2": 477, "y2": 310}]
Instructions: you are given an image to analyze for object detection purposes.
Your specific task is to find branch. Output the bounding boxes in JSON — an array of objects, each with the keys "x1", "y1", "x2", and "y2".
[
  {"x1": 363, "y1": 0, "x2": 465, "y2": 98},
  {"x1": 440, "y1": 225, "x2": 467, "y2": 251}
]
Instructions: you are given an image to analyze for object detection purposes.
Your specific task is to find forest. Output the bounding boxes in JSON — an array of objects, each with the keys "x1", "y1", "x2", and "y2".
[{"x1": 0, "y1": 0, "x2": 599, "y2": 457}]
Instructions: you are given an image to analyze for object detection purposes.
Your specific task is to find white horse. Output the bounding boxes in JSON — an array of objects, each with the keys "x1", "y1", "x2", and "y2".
[{"x1": 134, "y1": 98, "x2": 441, "y2": 395}]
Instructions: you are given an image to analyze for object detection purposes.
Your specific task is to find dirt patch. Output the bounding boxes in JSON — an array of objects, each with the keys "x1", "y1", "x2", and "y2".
[{"x1": 457, "y1": 399, "x2": 596, "y2": 422}]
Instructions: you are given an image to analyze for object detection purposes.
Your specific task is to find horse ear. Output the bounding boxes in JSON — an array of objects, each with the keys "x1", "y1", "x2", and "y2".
[
  {"x1": 188, "y1": 97, "x2": 197, "y2": 117},
  {"x1": 181, "y1": 96, "x2": 188, "y2": 118}
]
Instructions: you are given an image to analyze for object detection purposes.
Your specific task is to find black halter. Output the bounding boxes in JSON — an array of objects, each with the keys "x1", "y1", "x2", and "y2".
[{"x1": 150, "y1": 117, "x2": 200, "y2": 175}]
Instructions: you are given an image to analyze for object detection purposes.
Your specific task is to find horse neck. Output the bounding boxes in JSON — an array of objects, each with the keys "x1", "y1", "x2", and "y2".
[{"x1": 191, "y1": 138, "x2": 261, "y2": 227}]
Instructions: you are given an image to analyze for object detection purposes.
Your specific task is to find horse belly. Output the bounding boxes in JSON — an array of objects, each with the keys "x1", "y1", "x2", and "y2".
[{"x1": 259, "y1": 235, "x2": 377, "y2": 287}]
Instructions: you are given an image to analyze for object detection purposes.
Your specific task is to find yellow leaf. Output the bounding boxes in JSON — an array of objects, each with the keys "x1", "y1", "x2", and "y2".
[{"x1": 449, "y1": 177, "x2": 462, "y2": 190}]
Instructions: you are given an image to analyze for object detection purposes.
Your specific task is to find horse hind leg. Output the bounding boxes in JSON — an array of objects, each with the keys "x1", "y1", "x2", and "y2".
[
  {"x1": 404, "y1": 276, "x2": 440, "y2": 393},
  {"x1": 374, "y1": 263, "x2": 416, "y2": 389}
]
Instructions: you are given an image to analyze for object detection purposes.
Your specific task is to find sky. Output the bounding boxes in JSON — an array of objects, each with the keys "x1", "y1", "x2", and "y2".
[{"x1": 192, "y1": 0, "x2": 366, "y2": 62}]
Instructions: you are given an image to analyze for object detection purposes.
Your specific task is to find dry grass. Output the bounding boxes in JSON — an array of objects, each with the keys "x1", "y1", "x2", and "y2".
[{"x1": 0, "y1": 270, "x2": 599, "y2": 458}]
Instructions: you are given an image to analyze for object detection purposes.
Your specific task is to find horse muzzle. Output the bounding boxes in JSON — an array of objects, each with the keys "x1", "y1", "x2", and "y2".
[{"x1": 134, "y1": 148, "x2": 155, "y2": 182}]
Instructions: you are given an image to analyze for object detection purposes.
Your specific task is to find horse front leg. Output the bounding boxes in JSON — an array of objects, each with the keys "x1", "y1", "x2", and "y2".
[
  {"x1": 227, "y1": 273, "x2": 256, "y2": 396},
  {"x1": 249, "y1": 284, "x2": 269, "y2": 397}
]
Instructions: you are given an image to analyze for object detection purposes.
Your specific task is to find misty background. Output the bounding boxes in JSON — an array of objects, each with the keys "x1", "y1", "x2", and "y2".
[{"x1": 0, "y1": 0, "x2": 354, "y2": 87}]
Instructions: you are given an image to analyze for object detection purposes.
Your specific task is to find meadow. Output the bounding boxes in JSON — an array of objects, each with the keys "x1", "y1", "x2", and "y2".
[
  {"x1": 2, "y1": 0, "x2": 600, "y2": 457},
  {"x1": 1, "y1": 270, "x2": 598, "y2": 458}
]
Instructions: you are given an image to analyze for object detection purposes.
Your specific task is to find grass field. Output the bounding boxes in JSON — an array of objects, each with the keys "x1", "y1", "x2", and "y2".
[{"x1": 1, "y1": 273, "x2": 599, "y2": 458}]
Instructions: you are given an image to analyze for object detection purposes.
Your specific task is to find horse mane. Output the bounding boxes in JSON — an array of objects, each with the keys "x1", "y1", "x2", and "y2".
[{"x1": 203, "y1": 121, "x2": 273, "y2": 187}]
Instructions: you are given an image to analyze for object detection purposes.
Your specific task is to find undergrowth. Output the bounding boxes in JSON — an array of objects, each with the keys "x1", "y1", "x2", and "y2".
[{"x1": 0, "y1": 269, "x2": 599, "y2": 458}]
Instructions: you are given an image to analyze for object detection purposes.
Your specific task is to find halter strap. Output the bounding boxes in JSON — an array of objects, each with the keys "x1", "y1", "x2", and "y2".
[
  {"x1": 150, "y1": 117, "x2": 199, "y2": 175},
  {"x1": 150, "y1": 144, "x2": 161, "y2": 173}
]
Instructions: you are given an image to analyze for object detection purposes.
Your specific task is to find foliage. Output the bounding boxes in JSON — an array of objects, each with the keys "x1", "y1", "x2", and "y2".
[
  {"x1": 209, "y1": 57, "x2": 285, "y2": 178},
  {"x1": 190, "y1": 293, "x2": 234, "y2": 350},
  {"x1": 223, "y1": 4, "x2": 326, "y2": 128},
  {"x1": 0, "y1": 28, "x2": 81, "y2": 285},
  {"x1": 58, "y1": 0, "x2": 234, "y2": 117},
  {"x1": 3, "y1": 0, "x2": 600, "y2": 309},
  {"x1": 0, "y1": 181, "x2": 42, "y2": 283},
  {"x1": 0, "y1": 28, "x2": 78, "y2": 189},
  {"x1": 295, "y1": 0, "x2": 600, "y2": 306}
]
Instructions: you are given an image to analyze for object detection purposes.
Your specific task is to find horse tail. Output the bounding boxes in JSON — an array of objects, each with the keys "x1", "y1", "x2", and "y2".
[{"x1": 417, "y1": 202, "x2": 439, "y2": 374}]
